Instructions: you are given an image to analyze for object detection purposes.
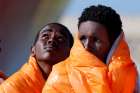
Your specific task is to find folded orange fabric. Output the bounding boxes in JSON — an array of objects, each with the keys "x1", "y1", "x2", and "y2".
[
  {"x1": 42, "y1": 33, "x2": 137, "y2": 93},
  {"x1": 0, "y1": 56, "x2": 45, "y2": 93}
]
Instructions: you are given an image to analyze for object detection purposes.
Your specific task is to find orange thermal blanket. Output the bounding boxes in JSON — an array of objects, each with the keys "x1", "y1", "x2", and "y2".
[
  {"x1": 42, "y1": 33, "x2": 137, "y2": 93},
  {"x1": 0, "y1": 56, "x2": 45, "y2": 93}
]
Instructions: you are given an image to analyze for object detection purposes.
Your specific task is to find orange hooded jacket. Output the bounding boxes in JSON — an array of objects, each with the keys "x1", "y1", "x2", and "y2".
[
  {"x1": 0, "y1": 56, "x2": 45, "y2": 93},
  {"x1": 42, "y1": 32, "x2": 137, "y2": 93}
]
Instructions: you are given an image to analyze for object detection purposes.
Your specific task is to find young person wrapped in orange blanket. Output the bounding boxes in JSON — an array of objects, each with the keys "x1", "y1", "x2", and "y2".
[
  {"x1": 42, "y1": 5, "x2": 137, "y2": 93},
  {"x1": 0, "y1": 23, "x2": 73, "y2": 93}
]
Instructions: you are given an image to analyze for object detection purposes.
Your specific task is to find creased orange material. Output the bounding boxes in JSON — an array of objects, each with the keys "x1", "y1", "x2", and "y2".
[
  {"x1": 42, "y1": 33, "x2": 137, "y2": 93},
  {"x1": 0, "y1": 56, "x2": 45, "y2": 93},
  {"x1": 108, "y1": 33, "x2": 137, "y2": 93}
]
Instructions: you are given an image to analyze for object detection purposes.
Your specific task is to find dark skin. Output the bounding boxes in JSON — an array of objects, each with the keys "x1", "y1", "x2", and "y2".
[
  {"x1": 31, "y1": 24, "x2": 71, "y2": 79},
  {"x1": 78, "y1": 21, "x2": 111, "y2": 63}
]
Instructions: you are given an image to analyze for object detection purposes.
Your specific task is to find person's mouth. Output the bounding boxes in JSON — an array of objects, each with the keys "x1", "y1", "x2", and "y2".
[{"x1": 44, "y1": 45, "x2": 56, "y2": 52}]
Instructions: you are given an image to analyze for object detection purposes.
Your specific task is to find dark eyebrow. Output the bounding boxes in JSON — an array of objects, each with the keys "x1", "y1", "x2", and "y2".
[{"x1": 40, "y1": 29, "x2": 52, "y2": 34}]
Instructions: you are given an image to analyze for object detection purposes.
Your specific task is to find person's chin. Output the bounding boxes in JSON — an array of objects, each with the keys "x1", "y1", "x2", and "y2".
[
  {"x1": 42, "y1": 53, "x2": 58, "y2": 65},
  {"x1": 43, "y1": 51, "x2": 56, "y2": 61},
  {"x1": 43, "y1": 52, "x2": 52, "y2": 59}
]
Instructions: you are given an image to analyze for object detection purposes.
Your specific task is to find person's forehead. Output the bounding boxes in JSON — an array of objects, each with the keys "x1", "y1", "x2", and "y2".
[
  {"x1": 39, "y1": 24, "x2": 69, "y2": 38},
  {"x1": 79, "y1": 21, "x2": 107, "y2": 36},
  {"x1": 79, "y1": 21, "x2": 105, "y2": 29},
  {"x1": 41, "y1": 24, "x2": 61, "y2": 31}
]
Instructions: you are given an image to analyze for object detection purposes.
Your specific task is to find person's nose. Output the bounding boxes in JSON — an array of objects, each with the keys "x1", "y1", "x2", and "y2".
[
  {"x1": 47, "y1": 34, "x2": 56, "y2": 45},
  {"x1": 84, "y1": 39, "x2": 91, "y2": 50},
  {"x1": 47, "y1": 38, "x2": 53, "y2": 44}
]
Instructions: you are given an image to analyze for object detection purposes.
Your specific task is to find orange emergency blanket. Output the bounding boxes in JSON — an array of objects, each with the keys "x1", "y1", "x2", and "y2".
[
  {"x1": 42, "y1": 33, "x2": 137, "y2": 93},
  {"x1": 0, "y1": 56, "x2": 45, "y2": 93}
]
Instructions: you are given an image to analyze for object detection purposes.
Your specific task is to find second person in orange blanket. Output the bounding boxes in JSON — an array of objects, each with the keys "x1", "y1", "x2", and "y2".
[
  {"x1": 77, "y1": 5, "x2": 137, "y2": 93},
  {"x1": 0, "y1": 23, "x2": 74, "y2": 93},
  {"x1": 43, "y1": 5, "x2": 137, "y2": 93}
]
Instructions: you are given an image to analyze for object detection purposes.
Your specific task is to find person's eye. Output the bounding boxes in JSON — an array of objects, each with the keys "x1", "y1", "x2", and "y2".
[
  {"x1": 93, "y1": 36, "x2": 100, "y2": 42},
  {"x1": 80, "y1": 35, "x2": 86, "y2": 41},
  {"x1": 41, "y1": 33, "x2": 49, "y2": 39},
  {"x1": 95, "y1": 38, "x2": 101, "y2": 43},
  {"x1": 96, "y1": 39, "x2": 101, "y2": 43},
  {"x1": 57, "y1": 37, "x2": 64, "y2": 42}
]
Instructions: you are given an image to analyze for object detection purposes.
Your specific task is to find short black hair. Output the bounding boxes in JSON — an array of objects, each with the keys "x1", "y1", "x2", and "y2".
[
  {"x1": 33, "y1": 23, "x2": 74, "y2": 48},
  {"x1": 78, "y1": 4, "x2": 122, "y2": 44}
]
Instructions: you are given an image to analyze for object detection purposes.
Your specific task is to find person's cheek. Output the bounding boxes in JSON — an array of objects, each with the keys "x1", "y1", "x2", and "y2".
[{"x1": 95, "y1": 42, "x2": 101, "y2": 51}]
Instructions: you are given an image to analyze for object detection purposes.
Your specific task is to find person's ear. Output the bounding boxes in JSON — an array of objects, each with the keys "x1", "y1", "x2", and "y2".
[{"x1": 31, "y1": 46, "x2": 35, "y2": 57}]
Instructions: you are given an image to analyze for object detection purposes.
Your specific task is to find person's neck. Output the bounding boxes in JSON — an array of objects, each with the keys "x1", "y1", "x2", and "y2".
[{"x1": 37, "y1": 61, "x2": 52, "y2": 80}]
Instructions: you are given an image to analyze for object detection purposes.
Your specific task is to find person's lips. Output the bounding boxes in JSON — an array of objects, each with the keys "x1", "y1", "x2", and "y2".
[{"x1": 44, "y1": 45, "x2": 56, "y2": 52}]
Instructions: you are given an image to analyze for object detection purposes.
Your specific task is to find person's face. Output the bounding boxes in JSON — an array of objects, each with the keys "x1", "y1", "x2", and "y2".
[
  {"x1": 78, "y1": 21, "x2": 111, "y2": 62},
  {"x1": 32, "y1": 24, "x2": 71, "y2": 65}
]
